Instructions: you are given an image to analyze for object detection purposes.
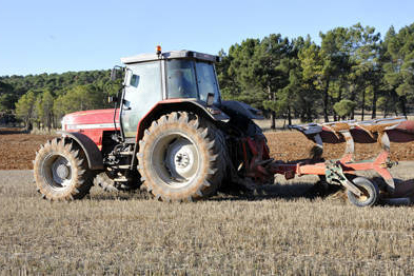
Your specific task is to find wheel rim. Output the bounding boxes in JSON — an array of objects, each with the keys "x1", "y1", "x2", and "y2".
[
  {"x1": 353, "y1": 185, "x2": 370, "y2": 203},
  {"x1": 152, "y1": 133, "x2": 200, "y2": 188},
  {"x1": 42, "y1": 154, "x2": 73, "y2": 189}
]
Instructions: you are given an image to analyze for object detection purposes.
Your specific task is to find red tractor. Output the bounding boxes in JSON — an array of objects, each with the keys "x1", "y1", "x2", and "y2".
[
  {"x1": 34, "y1": 48, "x2": 414, "y2": 207},
  {"x1": 34, "y1": 48, "x2": 269, "y2": 202}
]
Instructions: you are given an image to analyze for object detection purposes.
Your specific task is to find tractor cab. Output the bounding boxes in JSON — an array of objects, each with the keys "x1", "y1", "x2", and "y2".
[{"x1": 117, "y1": 49, "x2": 222, "y2": 137}]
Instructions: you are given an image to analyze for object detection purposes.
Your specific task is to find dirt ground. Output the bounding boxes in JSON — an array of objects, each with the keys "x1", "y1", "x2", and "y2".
[
  {"x1": 0, "y1": 128, "x2": 56, "y2": 170},
  {"x1": 265, "y1": 131, "x2": 414, "y2": 162},
  {"x1": 1, "y1": 128, "x2": 414, "y2": 170}
]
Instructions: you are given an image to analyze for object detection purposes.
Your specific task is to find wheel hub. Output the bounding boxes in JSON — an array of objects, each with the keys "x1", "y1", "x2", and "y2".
[
  {"x1": 175, "y1": 151, "x2": 191, "y2": 168},
  {"x1": 164, "y1": 138, "x2": 198, "y2": 181},
  {"x1": 51, "y1": 156, "x2": 72, "y2": 186},
  {"x1": 56, "y1": 163, "x2": 70, "y2": 179}
]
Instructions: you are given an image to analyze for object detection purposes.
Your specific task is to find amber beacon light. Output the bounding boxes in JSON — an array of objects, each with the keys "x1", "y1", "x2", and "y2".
[{"x1": 156, "y1": 45, "x2": 162, "y2": 55}]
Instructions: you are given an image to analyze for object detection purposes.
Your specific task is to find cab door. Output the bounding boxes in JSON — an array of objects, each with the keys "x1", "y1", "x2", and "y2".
[{"x1": 120, "y1": 61, "x2": 162, "y2": 138}]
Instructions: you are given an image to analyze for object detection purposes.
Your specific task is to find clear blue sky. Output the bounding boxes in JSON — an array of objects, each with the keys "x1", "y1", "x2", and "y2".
[{"x1": 0, "y1": 0, "x2": 413, "y2": 76}]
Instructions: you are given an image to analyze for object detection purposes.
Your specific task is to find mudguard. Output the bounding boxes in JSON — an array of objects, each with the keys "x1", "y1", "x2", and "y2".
[
  {"x1": 136, "y1": 99, "x2": 230, "y2": 141},
  {"x1": 59, "y1": 131, "x2": 104, "y2": 170},
  {"x1": 220, "y1": 100, "x2": 264, "y2": 120}
]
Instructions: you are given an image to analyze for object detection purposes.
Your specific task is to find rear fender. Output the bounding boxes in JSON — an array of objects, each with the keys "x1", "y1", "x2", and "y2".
[
  {"x1": 136, "y1": 99, "x2": 230, "y2": 142},
  {"x1": 220, "y1": 100, "x2": 264, "y2": 120},
  {"x1": 59, "y1": 131, "x2": 104, "y2": 170}
]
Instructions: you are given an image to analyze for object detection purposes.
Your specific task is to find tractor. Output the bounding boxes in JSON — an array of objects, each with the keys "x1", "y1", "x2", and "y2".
[
  {"x1": 34, "y1": 48, "x2": 269, "y2": 202},
  {"x1": 34, "y1": 47, "x2": 414, "y2": 207}
]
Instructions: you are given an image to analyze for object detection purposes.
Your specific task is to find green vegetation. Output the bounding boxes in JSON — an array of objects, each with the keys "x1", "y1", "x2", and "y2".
[
  {"x1": 1, "y1": 22, "x2": 414, "y2": 129},
  {"x1": 333, "y1": 99, "x2": 357, "y2": 118},
  {"x1": 0, "y1": 71, "x2": 118, "y2": 129},
  {"x1": 217, "y1": 23, "x2": 414, "y2": 127}
]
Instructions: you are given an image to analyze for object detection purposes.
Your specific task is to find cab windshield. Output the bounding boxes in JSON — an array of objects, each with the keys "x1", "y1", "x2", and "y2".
[{"x1": 166, "y1": 59, "x2": 220, "y2": 102}]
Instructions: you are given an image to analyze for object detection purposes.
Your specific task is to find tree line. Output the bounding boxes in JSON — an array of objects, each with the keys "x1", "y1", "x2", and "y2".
[
  {"x1": 0, "y1": 71, "x2": 119, "y2": 129},
  {"x1": 216, "y1": 23, "x2": 414, "y2": 128},
  {"x1": 0, "y1": 22, "x2": 413, "y2": 130}
]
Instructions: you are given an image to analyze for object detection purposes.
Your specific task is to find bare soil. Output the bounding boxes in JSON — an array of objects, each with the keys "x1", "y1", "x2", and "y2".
[
  {"x1": 266, "y1": 131, "x2": 414, "y2": 161},
  {"x1": 0, "y1": 128, "x2": 56, "y2": 170},
  {"x1": 1, "y1": 128, "x2": 414, "y2": 170}
]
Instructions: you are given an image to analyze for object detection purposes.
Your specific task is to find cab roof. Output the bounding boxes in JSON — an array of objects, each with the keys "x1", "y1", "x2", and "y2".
[{"x1": 121, "y1": 50, "x2": 220, "y2": 64}]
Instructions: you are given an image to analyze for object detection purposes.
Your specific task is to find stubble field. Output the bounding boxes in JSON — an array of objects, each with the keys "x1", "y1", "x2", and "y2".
[{"x1": 1, "y1": 128, "x2": 414, "y2": 275}]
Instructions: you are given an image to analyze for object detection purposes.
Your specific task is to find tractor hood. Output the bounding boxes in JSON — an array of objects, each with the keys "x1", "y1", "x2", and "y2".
[{"x1": 61, "y1": 109, "x2": 119, "y2": 131}]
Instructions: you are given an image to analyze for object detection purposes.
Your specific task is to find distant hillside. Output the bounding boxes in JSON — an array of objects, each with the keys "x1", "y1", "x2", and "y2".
[{"x1": 0, "y1": 70, "x2": 119, "y2": 129}]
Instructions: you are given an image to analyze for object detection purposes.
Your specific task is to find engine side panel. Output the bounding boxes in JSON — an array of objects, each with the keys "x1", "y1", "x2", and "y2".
[{"x1": 62, "y1": 108, "x2": 120, "y2": 149}]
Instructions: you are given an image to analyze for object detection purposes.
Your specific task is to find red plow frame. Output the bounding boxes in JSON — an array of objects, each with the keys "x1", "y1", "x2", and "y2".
[{"x1": 240, "y1": 117, "x2": 414, "y2": 207}]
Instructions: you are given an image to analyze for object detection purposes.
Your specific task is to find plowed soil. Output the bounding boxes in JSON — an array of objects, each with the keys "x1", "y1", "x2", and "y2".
[
  {"x1": 1, "y1": 128, "x2": 414, "y2": 170},
  {"x1": 265, "y1": 131, "x2": 414, "y2": 162},
  {"x1": 0, "y1": 129, "x2": 56, "y2": 170}
]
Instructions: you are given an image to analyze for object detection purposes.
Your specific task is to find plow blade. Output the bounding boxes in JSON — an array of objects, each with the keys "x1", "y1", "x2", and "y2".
[
  {"x1": 261, "y1": 117, "x2": 414, "y2": 206},
  {"x1": 289, "y1": 117, "x2": 414, "y2": 146}
]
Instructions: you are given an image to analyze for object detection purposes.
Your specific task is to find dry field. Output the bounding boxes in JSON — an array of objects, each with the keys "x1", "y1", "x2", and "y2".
[
  {"x1": 2, "y1": 127, "x2": 414, "y2": 275},
  {"x1": 1, "y1": 171, "x2": 414, "y2": 275}
]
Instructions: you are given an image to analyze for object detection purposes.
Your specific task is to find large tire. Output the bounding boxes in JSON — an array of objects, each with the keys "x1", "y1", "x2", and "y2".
[
  {"x1": 347, "y1": 177, "x2": 379, "y2": 207},
  {"x1": 34, "y1": 138, "x2": 94, "y2": 200},
  {"x1": 137, "y1": 112, "x2": 227, "y2": 201}
]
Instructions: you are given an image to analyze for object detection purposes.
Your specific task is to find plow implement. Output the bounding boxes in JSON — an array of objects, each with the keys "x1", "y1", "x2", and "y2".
[{"x1": 241, "y1": 117, "x2": 414, "y2": 207}]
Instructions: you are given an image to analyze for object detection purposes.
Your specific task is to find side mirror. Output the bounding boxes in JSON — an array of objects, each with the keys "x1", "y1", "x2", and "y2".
[
  {"x1": 108, "y1": 96, "x2": 118, "y2": 103},
  {"x1": 110, "y1": 66, "x2": 124, "y2": 81}
]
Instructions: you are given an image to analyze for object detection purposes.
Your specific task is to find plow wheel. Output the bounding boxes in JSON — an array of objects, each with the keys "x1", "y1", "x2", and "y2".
[
  {"x1": 137, "y1": 112, "x2": 227, "y2": 202},
  {"x1": 33, "y1": 138, "x2": 94, "y2": 200},
  {"x1": 347, "y1": 177, "x2": 379, "y2": 207}
]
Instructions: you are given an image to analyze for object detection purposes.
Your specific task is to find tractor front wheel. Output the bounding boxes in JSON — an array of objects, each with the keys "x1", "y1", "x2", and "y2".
[
  {"x1": 137, "y1": 112, "x2": 227, "y2": 201},
  {"x1": 33, "y1": 138, "x2": 94, "y2": 200}
]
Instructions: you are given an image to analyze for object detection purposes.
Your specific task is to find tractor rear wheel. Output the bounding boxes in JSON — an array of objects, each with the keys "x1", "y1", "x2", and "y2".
[
  {"x1": 137, "y1": 112, "x2": 227, "y2": 201},
  {"x1": 33, "y1": 138, "x2": 94, "y2": 200}
]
